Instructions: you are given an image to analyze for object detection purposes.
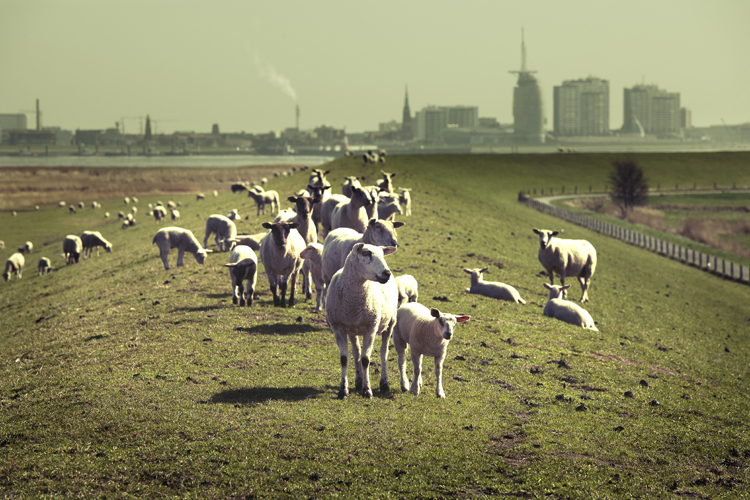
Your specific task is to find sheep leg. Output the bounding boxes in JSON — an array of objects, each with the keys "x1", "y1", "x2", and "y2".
[
  {"x1": 559, "y1": 272, "x2": 567, "y2": 299},
  {"x1": 351, "y1": 336, "x2": 363, "y2": 393},
  {"x1": 266, "y1": 271, "x2": 280, "y2": 306},
  {"x1": 435, "y1": 353, "x2": 447, "y2": 398},
  {"x1": 203, "y1": 232, "x2": 210, "y2": 250},
  {"x1": 176, "y1": 248, "x2": 186, "y2": 267},
  {"x1": 237, "y1": 281, "x2": 245, "y2": 307},
  {"x1": 279, "y1": 281, "x2": 288, "y2": 308},
  {"x1": 288, "y1": 268, "x2": 299, "y2": 307},
  {"x1": 578, "y1": 275, "x2": 590, "y2": 303},
  {"x1": 395, "y1": 336, "x2": 409, "y2": 392},
  {"x1": 335, "y1": 330, "x2": 350, "y2": 399},
  {"x1": 160, "y1": 249, "x2": 171, "y2": 270},
  {"x1": 303, "y1": 267, "x2": 312, "y2": 300},
  {"x1": 379, "y1": 323, "x2": 394, "y2": 393},
  {"x1": 246, "y1": 272, "x2": 256, "y2": 307},
  {"x1": 359, "y1": 333, "x2": 375, "y2": 398},
  {"x1": 410, "y1": 352, "x2": 424, "y2": 396}
]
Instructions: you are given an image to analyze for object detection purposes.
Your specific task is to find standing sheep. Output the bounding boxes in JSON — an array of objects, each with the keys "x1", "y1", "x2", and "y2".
[
  {"x1": 463, "y1": 267, "x2": 526, "y2": 304},
  {"x1": 326, "y1": 243, "x2": 398, "y2": 399},
  {"x1": 533, "y1": 228, "x2": 597, "y2": 303},
  {"x1": 81, "y1": 231, "x2": 113, "y2": 258},
  {"x1": 18, "y1": 241, "x2": 33, "y2": 254},
  {"x1": 542, "y1": 283, "x2": 598, "y2": 331},
  {"x1": 224, "y1": 245, "x2": 258, "y2": 307},
  {"x1": 398, "y1": 188, "x2": 412, "y2": 217},
  {"x1": 153, "y1": 206, "x2": 168, "y2": 224},
  {"x1": 274, "y1": 195, "x2": 320, "y2": 300},
  {"x1": 394, "y1": 274, "x2": 419, "y2": 308},
  {"x1": 37, "y1": 257, "x2": 52, "y2": 276},
  {"x1": 374, "y1": 170, "x2": 396, "y2": 193},
  {"x1": 170, "y1": 209, "x2": 180, "y2": 222},
  {"x1": 341, "y1": 176, "x2": 362, "y2": 197},
  {"x1": 247, "y1": 188, "x2": 280, "y2": 216},
  {"x1": 330, "y1": 186, "x2": 377, "y2": 233},
  {"x1": 320, "y1": 194, "x2": 350, "y2": 236},
  {"x1": 152, "y1": 227, "x2": 208, "y2": 270},
  {"x1": 259, "y1": 221, "x2": 305, "y2": 307},
  {"x1": 62, "y1": 235, "x2": 83, "y2": 265},
  {"x1": 203, "y1": 214, "x2": 237, "y2": 252},
  {"x1": 300, "y1": 242, "x2": 325, "y2": 312},
  {"x1": 3, "y1": 253, "x2": 25, "y2": 281}
]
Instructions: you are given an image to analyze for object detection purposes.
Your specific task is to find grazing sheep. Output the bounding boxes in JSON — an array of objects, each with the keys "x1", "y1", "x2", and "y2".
[
  {"x1": 330, "y1": 186, "x2": 377, "y2": 233},
  {"x1": 260, "y1": 177, "x2": 268, "y2": 185},
  {"x1": 0, "y1": 241, "x2": 4, "y2": 249},
  {"x1": 152, "y1": 206, "x2": 168, "y2": 223},
  {"x1": 393, "y1": 303, "x2": 470, "y2": 398},
  {"x1": 341, "y1": 176, "x2": 361, "y2": 197},
  {"x1": 123, "y1": 197, "x2": 130, "y2": 205},
  {"x1": 62, "y1": 235, "x2": 83, "y2": 265},
  {"x1": 213, "y1": 190, "x2": 218, "y2": 198},
  {"x1": 37, "y1": 257, "x2": 52, "y2": 276},
  {"x1": 118, "y1": 211, "x2": 125, "y2": 220},
  {"x1": 58, "y1": 201, "x2": 66, "y2": 209},
  {"x1": 228, "y1": 232, "x2": 266, "y2": 251},
  {"x1": 131, "y1": 197, "x2": 138, "y2": 204},
  {"x1": 259, "y1": 221, "x2": 305, "y2": 307},
  {"x1": 227, "y1": 209, "x2": 241, "y2": 221},
  {"x1": 300, "y1": 242, "x2": 325, "y2": 312},
  {"x1": 167, "y1": 201, "x2": 177, "y2": 209},
  {"x1": 78, "y1": 202, "x2": 85, "y2": 210},
  {"x1": 18, "y1": 241, "x2": 33, "y2": 254},
  {"x1": 68, "y1": 205, "x2": 77, "y2": 214},
  {"x1": 533, "y1": 228, "x2": 597, "y2": 303},
  {"x1": 91, "y1": 201, "x2": 100, "y2": 209},
  {"x1": 152, "y1": 227, "x2": 208, "y2": 270},
  {"x1": 374, "y1": 170, "x2": 396, "y2": 193},
  {"x1": 398, "y1": 188, "x2": 412, "y2": 216},
  {"x1": 196, "y1": 193, "x2": 206, "y2": 201},
  {"x1": 322, "y1": 218, "x2": 405, "y2": 288},
  {"x1": 81, "y1": 231, "x2": 113, "y2": 258},
  {"x1": 320, "y1": 194, "x2": 349, "y2": 235},
  {"x1": 104, "y1": 212, "x2": 110, "y2": 219},
  {"x1": 203, "y1": 214, "x2": 237, "y2": 252},
  {"x1": 231, "y1": 182, "x2": 249, "y2": 193},
  {"x1": 463, "y1": 267, "x2": 526, "y2": 304},
  {"x1": 224, "y1": 245, "x2": 258, "y2": 307},
  {"x1": 3, "y1": 252, "x2": 25, "y2": 281},
  {"x1": 326, "y1": 243, "x2": 398, "y2": 399},
  {"x1": 394, "y1": 274, "x2": 419, "y2": 308},
  {"x1": 247, "y1": 188, "x2": 280, "y2": 216},
  {"x1": 543, "y1": 283, "x2": 598, "y2": 331},
  {"x1": 170, "y1": 209, "x2": 180, "y2": 222}
]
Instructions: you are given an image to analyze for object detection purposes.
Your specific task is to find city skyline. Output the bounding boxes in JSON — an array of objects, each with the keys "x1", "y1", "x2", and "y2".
[{"x1": 2, "y1": 1, "x2": 748, "y2": 135}]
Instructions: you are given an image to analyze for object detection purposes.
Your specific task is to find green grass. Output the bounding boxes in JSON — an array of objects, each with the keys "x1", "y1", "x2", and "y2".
[{"x1": 2, "y1": 152, "x2": 750, "y2": 498}]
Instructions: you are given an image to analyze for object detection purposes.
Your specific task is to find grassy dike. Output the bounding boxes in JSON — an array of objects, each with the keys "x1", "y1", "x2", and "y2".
[{"x1": 1, "y1": 152, "x2": 749, "y2": 498}]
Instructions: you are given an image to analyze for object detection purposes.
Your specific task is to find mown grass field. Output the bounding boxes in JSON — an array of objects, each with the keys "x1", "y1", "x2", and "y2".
[{"x1": 1, "y1": 152, "x2": 750, "y2": 499}]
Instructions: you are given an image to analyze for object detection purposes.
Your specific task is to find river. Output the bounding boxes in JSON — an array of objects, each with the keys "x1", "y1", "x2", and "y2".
[{"x1": 0, "y1": 154, "x2": 335, "y2": 168}]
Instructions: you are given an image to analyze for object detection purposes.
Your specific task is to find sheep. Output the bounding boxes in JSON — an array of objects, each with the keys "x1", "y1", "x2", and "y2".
[
  {"x1": 58, "y1": 201, "x2": 66, "y2": 209},
  {"x1": 0, "y1": 241, "x2": 4, "y2": 249},
  {"x1": 542, "y1": 283, "x2": 598, "y2": 331},
  {"x1": 260, "y1": 177, "x2": 268, "y2": 185},
  {"x1": 300, "y1": 242, "x2": 325, "y2": 312},
  {"x1": 394, "y1": 274, "x2": 419, "y2": 308},
  {"x1": 153, "y1": 206, "x2": 168, "y2": 223},
  {"x1": 37, "y1": 257, "x2": 52, "y2": 276},
  {"x1": 81, "y1": 231, "x2": 113, "y2": 258},
  {"x1": 11, "y1": 210, "x2": 17, "y2": 217},
  {"x1": 224, "y1": 244, "x2": 258, "y2": 306},
  {"x1": 247, "y1": 188, "x2": 280, "y2": 216},
  {"x1": 374, "y1": 170, "x2": 396, "y2": 193},
  {"x1": 203, "y1": 214, "x2": 237, "y2": 252},
  {"x1": 196, "y1": 193, "x2": 206, "y2": 201},
  {"x1": 463, "y1": 267, "x2": 526, "y2": 304},
  {"x1": 326, "y1": 243, "x2": 398, "y2": 399},
  {"x1": 78, "y1": 201, "x2": 85, "y2": 210},
  {"x1": 274, "y1": 195, "x2": 320, "y2": 299},
  {"x1": 320, "y1": 194, "x2": 349, "y2": 236},
  {"x1": 131, "y1": 206, "x2": 138, "y2": 215},
  {"x1": 231, "y1": 182, "x2": 249, "y2": 193},
  {"x1": 533, "y1": 228, "x2": 597, "y2": 303},
  {"x1": 91, "y1": 201, "x2": 100, "y2": 209},
  {"x1": 227, "y1": 209, "x2": 241, "y2": 221},
  {"x1": 104, "y1": 212, "x2": 110, "y2": 219},
  {"x1": 131, "y1": 197, "x2": 138, "y2": 203},
  {"x1": 18, "y1": 241, "x2": 33, "y2": 254},
  {"x1": 398, "y1": 188, "x2": 412, "y2": 216},
  {"x1": 393, "y1": 303, "x2": 470, "y2": 398},
  {"x1": 377, "y1": 197, "x2": 402, "y2": 221},
  {"x1": 341, "y1": 176, "x2": 361, "y2": 197},
  {"x1": 259, "y1": 221, "x2": 305, "y2": 307},
  {"x1": 118, "y1": 211, "x2": 125, "y2": 220},
  {"x1": 228, "y1": 232, "x2": 266, "y2": 251},
  {"x1": 170, "y1": 209, "x2": 180, "y2": 222},
  {"x1": 308, "y1": 168, "x2": 331, "y2": 189},
  {"x1": 152, "y1": 227, "x2": 208, "y2": 270},
  {"x1": 167, "y1": 201, "x2": 177, "y2": 209},
  {"x1": 213, "y1": 190, "x2": 219, "y2": 198},
  {"x1": 330, "y1": 186, "x2": 377, "y2": 233},
  {"x1": 322, "y1": 218, "x2": 405, "y2": 288},
  {"x1": 68, "y1": 205, "x2": 77, "y2": 214},
  {"x1": 62, "y1": 235, "x2": 83, "y2": 265},
  {"x1": 3, "y1": 252, "x2": 25, "y2": 281},
  {"x1": 123, "y1": 197, "x2": 130, "y2": 205}
]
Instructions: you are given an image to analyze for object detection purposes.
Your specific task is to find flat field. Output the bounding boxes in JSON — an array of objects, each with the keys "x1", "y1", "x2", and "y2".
[{"x1": 1, "y1": 152, "x2": 750, "y2": 499}]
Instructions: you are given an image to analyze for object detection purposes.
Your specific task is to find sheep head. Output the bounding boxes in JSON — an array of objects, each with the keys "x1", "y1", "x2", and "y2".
[{"x1": 430, "y1": 308, "x2": 470, "y2": 340}]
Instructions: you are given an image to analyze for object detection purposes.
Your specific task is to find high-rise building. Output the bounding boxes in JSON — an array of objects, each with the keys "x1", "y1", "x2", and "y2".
[
  {"x1": 414, "y1": 105, "x2": 479, "y2": 142},
  {"x1": 553, "y1": 77, "x2": 609, "y2": 137},
  {"x1": 401, "y1": 86, "x2": 413, "y2": 139},
  {"x1": 622, "y1": 85, "x2": 681, "y2": 136},
  {"x1": 509, "y1": 29, "x2": 544, "y2": 144},
  {"x1": 0, "y1": 114, "x2": 27, "y2": 131}
]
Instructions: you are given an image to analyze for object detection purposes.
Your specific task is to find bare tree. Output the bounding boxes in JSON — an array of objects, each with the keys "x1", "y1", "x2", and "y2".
[{"x1": 609, "y1": 160, "x2": 649, "y2": 216}]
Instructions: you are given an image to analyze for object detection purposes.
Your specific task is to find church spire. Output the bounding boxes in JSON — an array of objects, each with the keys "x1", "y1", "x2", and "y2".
[{"x1": 401, "y1": 85, "x2": 413, "y2": 139}]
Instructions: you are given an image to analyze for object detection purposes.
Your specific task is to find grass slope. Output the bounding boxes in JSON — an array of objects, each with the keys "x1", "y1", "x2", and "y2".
[{"x1": 1, "y1": 152, "x2": 749, "y2": 499}]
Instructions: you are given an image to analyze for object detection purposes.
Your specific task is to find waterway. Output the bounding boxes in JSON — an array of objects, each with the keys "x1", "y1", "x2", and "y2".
[{"x1": 0, "y1": 154, "x2": 335, "y2": 168}]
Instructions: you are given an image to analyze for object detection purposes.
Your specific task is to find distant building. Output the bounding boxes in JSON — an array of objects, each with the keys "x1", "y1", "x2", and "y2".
[
  {"x1": 75, "y1": 129, "x2": 103, "y2": 146},
  {"x1": 401, "y1": 86, "x2": 413, "y2": 139},
  {"x1": 621, "y1": 84, "x2": 681, "y2": 136},
  {"x1": 509, "y1": 29, "x2": 544, "y2": 144},
  {"x1": 313, "y1": 125, "x2": 345, "y2": 142},
  {"x1": 0, "y1": 113, "x2": 27, "y2": 131},
  {"x1": 8, "y1": 129, "x2": 56, "y2": 146},
  {"x1": 379, "y1": 120, "x2": 401, "y2": 133},
  {"x1": 479, "y1": 117, "x2": 500, "y2": 129},
  {"x1": 680, "y1": 107, "x2": 692, "y2": 130},
  {"x1": 553, "y1": 77, "x2": 610, "y2": 136},
  {"x1": 415, "y1": 105, "x2": 479, "y2": 142}
]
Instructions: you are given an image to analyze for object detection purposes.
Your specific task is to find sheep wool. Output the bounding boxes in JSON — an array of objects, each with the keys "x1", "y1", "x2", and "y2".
[
  {"x1": 3, "y1": 252, "x2": 25, "y2": 281},
  {"x1": 533, "y1": 228, "x2": 597, "y2": 303},
  {"x1": 224, "y1": 245, "x2": 258, "y2": 307},
  {"x1": 464, "y1": 267, "x2": 526, "y2": 304},
  {"x1": 543, "y1": 283, "x2": 598, "y2": 331},
  {"x1": 152, "y1": 227, "x2": 208, "y2": 270}
]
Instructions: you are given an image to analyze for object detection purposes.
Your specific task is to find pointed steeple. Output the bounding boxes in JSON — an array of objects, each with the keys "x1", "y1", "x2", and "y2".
[{"x1": 401, "y1": 85, "x2": 413, "y2": 139}]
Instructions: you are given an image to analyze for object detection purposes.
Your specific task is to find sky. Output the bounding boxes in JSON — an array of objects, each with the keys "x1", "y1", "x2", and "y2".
[{"x1": 1, "y1": 0, "x2": 749, "y2": 135}]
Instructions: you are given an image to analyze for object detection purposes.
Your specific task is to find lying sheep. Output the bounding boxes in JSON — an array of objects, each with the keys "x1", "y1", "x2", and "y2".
[
  {"x1": 170, "y1": 209, "x2": 180, "y2": 222},
  {"x1": 463, "y1": 267, "x2": 526, "y2": 304},
  {"x1": 259, "y1": 221, "x2": 305, "y2": 307},
  {"x1": 395, "y1": 274, "x2": 419, "y2": 308},
  {"x1": 228, "y1": 232, "x2": 266, "y2": 251},
  {"x1": 203, "y1": 214, "x2": 237, "y2": 252},
  {"x1": 543, "y1": 283, "x2": 598, "y2": 331},
  {"x1": 37, "y1": 257, "x2": 52, "y2": 276},
  {"x1": 224, "y1": 244, "x2": 258, "y2": 307},
  {"x1": 300, "y1": 242, "x2": 325, "y2": 312},
  {"x1": 81, "y1": 231, "x2": 113, "y2": 258},
  {"x1": 153, "y1": 206, "x2": 168, "y2": 224},
  {"x1": 152, "y1": 227, "x2": 208, "y2": 270},
  {"x1": 247, "y1": 188, "x2": 280, "y2": 216},
  {"x1": 393, "y1": 303, "x2": 470, "y2": 398},
  {"x1": 326, "y1": 243, "x2": 398, "y2": 399},
  {"x1": 3, "y1": 252, "x2": 25, "y2": 281},
  {"x1": 62, "y1": 235, "x2": 83, "y2": 265},
  {"x1": 341, "y1": 176, "x2": 361, "y2": 197},
  {"x1": 533, "y1": 228, "x2": 597, "y2": 303},
  {"x1": 330, "y1": 186, "x2": 377, "y2": 233}
]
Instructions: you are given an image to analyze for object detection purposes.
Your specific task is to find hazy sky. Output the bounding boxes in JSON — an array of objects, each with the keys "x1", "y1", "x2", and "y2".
[{"x1": 2, "y1": 0, "x2": 748, "y2": 135}]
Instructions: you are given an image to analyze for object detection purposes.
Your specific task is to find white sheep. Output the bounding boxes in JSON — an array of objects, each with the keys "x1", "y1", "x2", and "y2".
[
  {"x1": 81, "y1": 231, "x2": 113, "y2": 258},
  {"x1": 320, "y1": 194, "x2": 349, "y2": 235},
  {"x1": 196, "y1": 193, "x2": 206, "y2": 201},
  {"x1": 374, "y1": 170, "x2": 396, "y2": 193},
  {"x1": 152, "y1": 227, "x2": 208, "y2": 270},
  {"x1": 170, "y1": 209, "x2": 180, "y2": 222},
  {"x1": 247, "y1": 188, "x2": 280, "y2": 216},
  {"x1": 227, "y1": 209, "x2": 241, "y2": 221},
  {"x1": 37, "y1": 257, "x2": 52, "y2": 276},
  {"x1": 542, "y1": 283, "x2": 598, "y2": 331},
  {"x1": 131, "y1": 206, "x2": 138, "y2": 215},
  {"x1": 228, "y1": 232, "x2": 266, "y2": 251},
  {"x1": 123, "y1": 197, "x2": 130, "y2": 205},
  {"x1": 322, "y1": 218, "x2": 405, "y2": 288},
  {"x1": 104, "y1": 212, "x2": 110, "y2": 219},
  {"x1": 330, "y1": 186, "x2": 377, "y2": 233},
  {"x1": 203, "y1": 214, "x2": 237, "y2": 252},
  {"x1": 0, "y1": 240, "x2": 4, "y2": 249},
  {"x1": 326, "y1": 243, "x2": 398, "y2": 399},
  {"x1": 58, "y1": 201, "x2": 66, "y2": 209},
  {"x1": 167, "y1": 201, "x2": 177, "y2": 209},
  {"x1": 212, "y1": 190, "x2": 218, "y2": 198},
  {"x1": 224, "y1": 244, "x2": 258, "y2": 307},
  {"x1": 3, "y1": 252, "x2": 25, "y2": 281},
  {"x1": 62, "y1": 235, "x2": 83, "y2": 265},
  {"x1": 18, "y1": 241, "x2": 33, "y2": 254},
  {"x1": 153, "y1": 206, "x2": 168, "y2": 224},
  {"x1": 274, "y1": 195, "x2": 320, "y2": 300},
  {"x1": 393, "y1": 303, "x2": 470, "y2": 398},
  {"x1": 341, "y1": 176, "x2": 361, "y2": 197},
  {"x1": 394, "y1": 274, "x2": 419, "y2": 308},
  {"x1": 118, "y1": 211, "x2": 125, "y2": 220},
  {"x1": 131, "y1": 197, "x2": 138, "y2": 204},
  {"x1": 259, "y1": 221, "x2": 305, "y2": 307},
  {"x1": 398, "y1": 188, "x2": 412, "y2": 216},
  {"x1": 300, "y1": 242, "x2": 325, "y2": 312},
  {"x1": 377, "y1": 197, "x2": 402, "y2": 221},
  {"x1": 533, "y1": 228, "x2": 597, "y2": 303},
  {"x1": 463, "y1": 267, "x2": 526, "y2": 304}
]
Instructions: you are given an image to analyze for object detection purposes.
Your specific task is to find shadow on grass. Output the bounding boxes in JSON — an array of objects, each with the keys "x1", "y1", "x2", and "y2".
[
  {"x1": 205, "y1": 293, "x2": 231, "y2": 299},
  {"x1": 234, "y1": 322, "x2": 327, "y2": 336},
  {"x1": 171, "y1": 305, "x2": 224, "y2": 313},
  {"x1": 210, "y1": 386, "x2": 326, "y2": 405}
]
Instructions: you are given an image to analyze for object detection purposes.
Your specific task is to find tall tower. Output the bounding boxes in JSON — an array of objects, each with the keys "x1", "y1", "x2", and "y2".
[
  {"x1": 401, "y1": 86, "x2": 413, "y2": 139},
  {"x1": 509, "y1": 29, "x2": 545, "y2": 144}
]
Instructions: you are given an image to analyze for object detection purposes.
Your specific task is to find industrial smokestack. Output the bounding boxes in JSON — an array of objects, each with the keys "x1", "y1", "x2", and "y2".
[
  {"x1": 36, "y1": 99, "x2": 41, "y2": 131},
  {"x1": 296, "y1": 104, "x2": 300, "y2": 130}
]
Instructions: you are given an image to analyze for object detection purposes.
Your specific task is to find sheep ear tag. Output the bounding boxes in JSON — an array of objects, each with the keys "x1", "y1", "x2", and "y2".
[{"x1": 456, "y1": 315, "x2": 471, "y2": 323}]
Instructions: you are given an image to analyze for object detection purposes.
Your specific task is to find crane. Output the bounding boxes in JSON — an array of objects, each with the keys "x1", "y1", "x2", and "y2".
[
  {"x1": 120, "y1": 116, "x2": 144, "y2": 135},
  {"x1": 150, "y1": 119, "x2": 178, "y2": 135}
]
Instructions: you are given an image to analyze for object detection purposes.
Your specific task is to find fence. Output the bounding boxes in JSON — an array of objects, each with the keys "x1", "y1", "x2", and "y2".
[{"x1": 518, "y1": 193, "x2": 750, "y2": 285}]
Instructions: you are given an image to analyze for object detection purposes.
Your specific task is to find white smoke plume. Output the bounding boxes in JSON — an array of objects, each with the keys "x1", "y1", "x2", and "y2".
[{"x1": 254, "y1": 54, "x2": 297, "y2": 102}]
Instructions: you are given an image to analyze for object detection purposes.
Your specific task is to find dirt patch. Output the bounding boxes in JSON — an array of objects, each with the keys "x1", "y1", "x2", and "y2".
[{"x1": 551, "y1": 452, "x2": 621, "y2": 468}]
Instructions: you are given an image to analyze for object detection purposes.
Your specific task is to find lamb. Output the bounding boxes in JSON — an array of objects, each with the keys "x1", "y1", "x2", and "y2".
[
  {"x1": 394, "y1": 274, "x2": 419, "y2": 308},
  {"x1": 131, "y1": 197, "x2": 138, "y2": 203},
  {"x1": 377, "y1": 197, "x2": 402, "y2": 221},
  {"x1": 393, "y1": 303, "x2": 470, "y2": 398},
  {"x1": 123, "y1": 197, "x2": 130, "y2": 205},
  {"x1": 374, "y1": 170, "x2": 396, "y2": 193},
  {"x1": 542, "y1": 283, "x2": 598, "y2": 331},
  {"x1": 152, "y1": 227, "x2": 208, "y2": 270},
  {"x1": 274, "y1": 195, "x2": 320, "y2": 300},
  {"x1": 37, "y1": 257, "x2": 52, "y2": 276},
  {"x1": 300, "y1": 242, "x2": 325, "y2": 312},
  {"x1": 326, "y1": 243, "x2": 398, "y2": 399},
  {"x1": 308, "y1": 168, "x2": 331, "y2": 189},
  {"x1": 341, "y1": 176, "x2": 361, "y2": 197},
  {"x1": 247, "y1": 188, "x2": 280, "y2": 216},
  {"x1": 62, "y1": 235, "x2": 83, "y2": 265},
  {"x1": 131, "y1": 206, "x2": 138, "y2": 215},
  {"x1": 307, "y1": 183, "x2": 332, "y2": 232},
  {"x1": 330, "y1": 186, "x2": 377, "y2": 233},
  {"x1": 227, "y1": 209, "x2": 241, "y2": 221},
  {"x1": 259, "y1": 221, "x2": 305, "y2": 307},
  {"x1": 228, "y1": 232, "x2": 266, "y2": 251},
  {"x1": 533, "y1": 228, "x2": 597, "y2": 303},
  {"x1": 3, "y1": 252, "x2": 25, "y2": 281},
  {"x1": 170, "y1": 209, "x2": 180, "y2": 222},
  {"x1": 224, "y1": 244, "x2": 258, "y2": 307},
  {"x1": 203, "y1": 214, "x2": 237, "y2": 252},
  {"x1": 153, "y1": 206, "x2": 167, "y2": 223},
  {"x1": 398, "y1": 188, "x2": 412, "y2": 216},
  {"x1": 81, "y1": 231, "x2": 113, "y2": 258},
  {"x1": 463, "y1": 267, "x2": 526, "y2": 304},
  {"x1": 322, "y1": 218, "x2": 405, "y2": 288},
  {"x1": 196, "y1": 193, "x2": 206, "y2": 201}
]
